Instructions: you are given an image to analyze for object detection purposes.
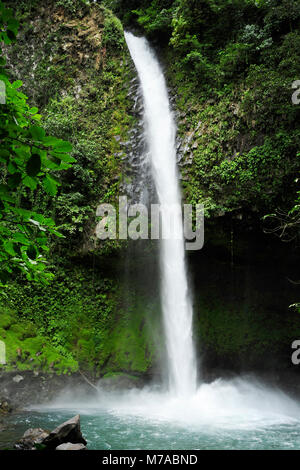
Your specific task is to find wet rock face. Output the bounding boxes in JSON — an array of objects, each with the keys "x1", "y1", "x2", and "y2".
[
  {"x1": 97, "y1": 373, "x2": 144, "y2": 391},
  {"x1": 0, "y1": 371, "x2": 94, "y2": 409},
  {"x1": 43, "y1": 414, "x2": 87, "y2": 449},
  {"x1": 14, "y1": 428, "x2": 50, "y2": 450},
  {"x1": 14, "y1": 415, "x2": 87, "y2": 450},
  {"x1": 12, "y1": 375, "x2": 24, "y2": 384},
  {"x1": 120, "y1": 64, "x2": 156, "y2": 207},
  {"x1": 0, "y1": 397, "x2": 13, "y2": 414}
]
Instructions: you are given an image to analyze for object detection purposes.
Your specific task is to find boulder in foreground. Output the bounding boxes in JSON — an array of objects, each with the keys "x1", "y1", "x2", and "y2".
[
  {"x1": 43, "y1": 414, "x2": 87, "y2": 449},
  {"x1": 14, "y1": 428, "x2": 50, "y2": 450},
  {"x1": 14, "y1": 414, "x2": 87, "y2": 450}
]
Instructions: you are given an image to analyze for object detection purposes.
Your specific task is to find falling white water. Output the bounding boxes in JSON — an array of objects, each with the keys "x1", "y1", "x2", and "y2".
[{"x1": 125, "y1": 32, "x2": 196, "y2": 396}]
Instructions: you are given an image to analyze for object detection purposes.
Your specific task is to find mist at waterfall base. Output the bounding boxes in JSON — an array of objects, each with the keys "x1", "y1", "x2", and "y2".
[
  {"x1": 16, "y1": 379, "x2": 300, "y2": 450},
  {"x1": 13, "y1": 33, "x2": 300, "y2": 450}
]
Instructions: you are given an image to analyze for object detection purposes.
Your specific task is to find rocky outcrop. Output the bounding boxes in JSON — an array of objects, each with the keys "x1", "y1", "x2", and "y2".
[
  {"x1": 0, "y1": 371, "x2": 95, "y2": 409},
  {"x1": 14, "y1": 415, "x2": 87, "y2": 450},
  {"x1": 97, "y1": 373, "x2": 145, "y2": 391},
  {"x1": 43, "y1": 415, "x2": 87, "y2": 449},
  {"x1": 0, "y1": 397, "x2": 13, "y2": 414},
  {"x1": 14, "y1": 428, "x2": 50, "y2": 450}
]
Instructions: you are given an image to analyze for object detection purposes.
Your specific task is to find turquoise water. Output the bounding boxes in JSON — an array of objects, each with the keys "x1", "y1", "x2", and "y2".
[
  {"x1": 2, "y1": 408, "x2": 300, "y2": 450},
  {"x1": 2, "y1": 379, "x2": 300, "y2": 450}
]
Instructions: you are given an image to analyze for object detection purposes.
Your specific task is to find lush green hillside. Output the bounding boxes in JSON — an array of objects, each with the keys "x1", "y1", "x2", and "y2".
[
  {"x1": 0, "y1": 0, "x2": 299, "y2": 380},
  {"x1": 109, "y1": 0, "x2": 300, "y2": 218},
  {"x1": 0, "y1": 0, "x2": 157, "y2": 378}
]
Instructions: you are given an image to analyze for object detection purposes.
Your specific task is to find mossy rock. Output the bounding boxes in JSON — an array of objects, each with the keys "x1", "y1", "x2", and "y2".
[{"x1": 0, "y1": 312, "x2": 14, "y2": 330}]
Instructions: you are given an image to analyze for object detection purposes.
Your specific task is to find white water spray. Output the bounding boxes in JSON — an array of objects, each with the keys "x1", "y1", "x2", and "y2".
[{"x1": 125, "y1": 32, "x2": 197, "y2": 396}]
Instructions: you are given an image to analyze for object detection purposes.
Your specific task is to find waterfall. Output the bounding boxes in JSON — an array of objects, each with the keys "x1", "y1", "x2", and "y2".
[{"x1": 125, "y1": 32, "x2": 197, "y2": 396}]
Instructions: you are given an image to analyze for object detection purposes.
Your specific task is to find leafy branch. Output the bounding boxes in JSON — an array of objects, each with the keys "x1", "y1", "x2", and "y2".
[{"x1": 0, "y1": 1, "x2": 75, "y2": 287}]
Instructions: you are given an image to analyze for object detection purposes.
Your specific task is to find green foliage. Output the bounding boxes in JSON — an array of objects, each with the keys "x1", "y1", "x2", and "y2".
[
  {"x1": 132, "y1": 2, "x2": 174, "y2": 40},
  {"x1": 182, "y1": 50, "x2": 214, "y2": 81},
  {"x1": 263, "y1": 0, "x2": 300, "y2": 35},
  {"x1": 1, "y1": 260, "x2": 157, "y2": 376},
  {"x1": 103, "y1": 12, "x2": 124, "y2": 51},
  {"x1": 263, "y1": 172, "x2": 300, "y2": 243},
  {"x1": 211, "y1": 133, "x2": 299, "y2": 211},
  {"x1": 240, "y1": 63, "x2": 300, "y2": 132},
  {"x1": 0, "y1": 307, "x2": 78, "y2": 373},
  {"x1": 195, "y1": 293, "x2": 300, "y2": 367},
  {"x1": 131, "y1": 0, "x2": 300, "y2": 220},
  {"x1": 1, "y1": 265, "x2": 116, "y2": 372},
  {"x1": 1, "y1": 0, "x2": 298, "y2": 378},
  {"x1": 4, "y1": 1, "x2": 132, "y2": 253},
  {"x1": 0, "y1": 1, "x2": 74, "y2": 287},
  {"x1": 107, "y1": 0, "x2": 300, "y2": 223},
  {"x1": 218, "y1": 42, "x2": 251, "y2": 78},
  {"x1": 55, "y1": 0, "x2": 90, "y2": 15}
]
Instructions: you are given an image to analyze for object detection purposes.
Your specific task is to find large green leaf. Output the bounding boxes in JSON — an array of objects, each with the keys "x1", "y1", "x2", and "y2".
[
  {"x1": 52, "y1": 140, "x2": 73, "y2": 152},
  {"x1": 23, "y1": 175, "x2": 38, "y2": 190},
  {"x1": 42, "y1": 174, "x2": 60, "y2": 196},
  {"x1": 13, "y1": 232, "x2": 30, "y2": 245},
  {"x1": 0, "y1": 3, "x2": 74, "y2": 287},
  {"x1": 3, "y1": 240, "x2": 16, "y2": 256},
  {"x1": 29, "y1": 125, "x2": 45, "y2": 141}
]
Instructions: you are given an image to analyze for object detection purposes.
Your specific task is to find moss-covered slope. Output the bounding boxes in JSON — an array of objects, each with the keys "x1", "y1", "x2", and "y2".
[
  {"x1": 1, "y1": 0, "x2": 299, "y2": 381},
  {"x1": 0, "y1": 1, "x2": 157, "y2": 378}
]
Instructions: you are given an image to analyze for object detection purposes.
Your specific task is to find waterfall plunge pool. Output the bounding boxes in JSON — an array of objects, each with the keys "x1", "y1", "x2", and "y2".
[{"x1": 2, "y1": 378, "x2": 300, "y2": 450}]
